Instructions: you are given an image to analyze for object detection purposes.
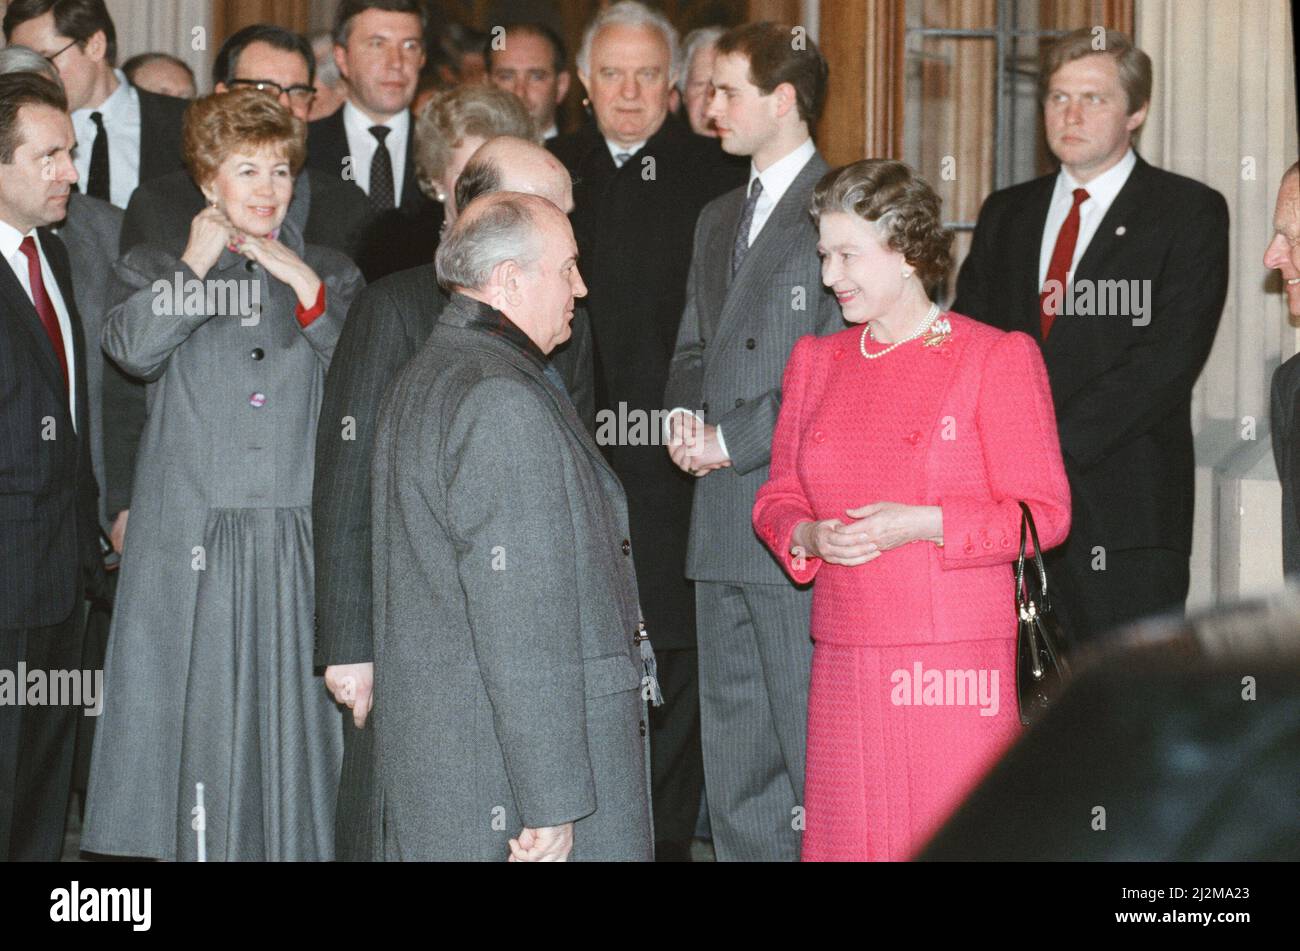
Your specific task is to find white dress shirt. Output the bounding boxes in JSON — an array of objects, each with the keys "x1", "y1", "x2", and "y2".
[
  {"x1": 0, "y1": 220, "x2": 77, "y2": 429},
  {"x1": 71, "y1": 69, "x2": 140, "y2": 210},
  {"x1": 744, "y1": 136, "x2": 817, "y2": 246},
  {"x1": 541, "y1": 124, "x2": 559, "y2": 142},
  {"x1": 606, "y1": 138, "x2": 647, "y2": 168},
  {"x1": 342, "y1": 101, "x2": 410, "y2": 201},
  {"x1": 1038, "y1": 147, "x2": 1137, "y2": 290}
]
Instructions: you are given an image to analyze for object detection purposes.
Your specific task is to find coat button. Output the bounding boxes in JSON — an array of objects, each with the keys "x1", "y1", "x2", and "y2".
[
  {"x1": 1000, "y1": 537, "x2": 1011, "y2": 548},
  {"x1": 249, "y1": 392, "x2": 266, "y2": 408},
  {"x1": 250, "y1": 348, "x2": 264, "y2": 361},
  {"x1": 905, "y1": 431, "x2": 921, "y2": 445},
  {"x1": 734, "y1": 398, "x2": 744, "y2": 408},
  {"x1": 245, "y1": 260, "x2": 259, "y2": 273},
  {"x1": 982, "y1": 539, "x2": 994, "y2": 550},
  {"x1": 833, "y1": 347, "x2": 845, "y2": 359},
  {"x1": 621, "y1": 539, "x2": 631, "y2": 556},
  {"x1": 812, "y1": 430, "x2": 826, "y2": 444},
  {"x1": 699, "y1": 337, "x2": 706, "y2": 347},
  {"x1": 639, "y1": 720, "x2": 647, "y2": 737},
  {"x1": 745, "y1": 338, "x2": 756, "y2": 350},
  {"x1": 701, "y1": 401, "x2": 709, "y2": 414},
  {"x1": 963, "y1": 542, "x2": 975, "y2": 554}
]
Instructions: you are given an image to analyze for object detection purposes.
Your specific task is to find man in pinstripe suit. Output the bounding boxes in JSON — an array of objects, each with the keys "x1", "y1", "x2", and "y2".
[
  {"x1": 664, "y1": 23, "x2": 841, "y2": 861},
  {"x1": 0, "y1": 73, "x2": 104, "y2": 861}
]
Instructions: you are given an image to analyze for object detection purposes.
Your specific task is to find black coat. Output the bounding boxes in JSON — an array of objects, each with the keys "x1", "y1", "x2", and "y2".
[
  {"x1": 0, "y1": 230, "x2": 103, "y2": 629},
  {"x1": 305, "y1": 109, "x2": 443, "y2": 281},
  {"x1": 135, "y1": 86, "x2": 189, "y2": 186},
  {"x1": 953, "y1": 154, "x2": 1229, "y2": 557},
  {"x1": 549, "y1": 116, "x2": 746, "y2": 649}
]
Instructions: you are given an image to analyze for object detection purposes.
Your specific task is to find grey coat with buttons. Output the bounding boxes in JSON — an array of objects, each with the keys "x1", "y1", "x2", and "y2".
[
  {"x1": 371, "y1": 294, "x2": 653, "y2": 861},
  {"x1": 82, "y1": 219, "x2": 364, "y2": 860}
]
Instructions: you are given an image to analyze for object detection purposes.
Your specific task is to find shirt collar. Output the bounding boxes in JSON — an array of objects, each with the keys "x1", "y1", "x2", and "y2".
[
  {"x1": 76, "y1": 68, "x2": 133, "y2": 121},
  {"x1": 605, "y1": 138, "x2": 647, "y2": 166},
  {"x1": 1057, "y1": 147, "x2": 1136, "y2": 208},
  {"x1": 0, "y1": 218, "x2": 35, "y2": 261},
  {"x1": 748, "y1": 137, "x2": 816, "y2": 205},
  {"x1": 343, "y1": 100, "x2": 410, "y2": 139}
]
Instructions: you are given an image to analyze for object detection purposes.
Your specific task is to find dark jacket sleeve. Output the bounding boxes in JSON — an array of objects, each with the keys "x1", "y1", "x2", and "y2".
[{"x1": 312, "y1": 281, "x2": 416, "y2": 667}]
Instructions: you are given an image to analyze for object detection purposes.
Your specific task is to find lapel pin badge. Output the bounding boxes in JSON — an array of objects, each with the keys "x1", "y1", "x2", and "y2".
[{"x1": 1115, "y1": 225, "x2": 1127, "y2": 236}]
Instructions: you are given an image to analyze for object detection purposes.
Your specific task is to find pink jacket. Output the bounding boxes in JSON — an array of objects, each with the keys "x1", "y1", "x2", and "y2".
[{"x1": 753, "y1": 313, "x2": 1071, "y2": 647}]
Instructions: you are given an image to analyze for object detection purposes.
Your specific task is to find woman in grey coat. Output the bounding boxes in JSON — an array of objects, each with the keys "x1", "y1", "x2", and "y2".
[{"x1": 83, "y1": 89, "x2": 364, "y2": 860}]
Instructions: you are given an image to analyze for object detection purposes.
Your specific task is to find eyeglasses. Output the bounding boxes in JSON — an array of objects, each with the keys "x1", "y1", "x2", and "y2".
[
  {"x1": 44, "y1": 39, "x2": 79, "y2": 64},
  {"x1": 227, "y1": 78, "x2": 315, "y2": 104}
]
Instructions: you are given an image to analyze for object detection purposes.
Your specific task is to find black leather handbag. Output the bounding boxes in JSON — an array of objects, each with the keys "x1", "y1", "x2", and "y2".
[{"x1": 1015, "y1": 501, "x2": 1071, "y2": 726}]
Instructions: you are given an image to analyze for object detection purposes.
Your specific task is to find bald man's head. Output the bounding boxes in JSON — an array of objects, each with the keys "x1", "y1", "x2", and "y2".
[{"x1": 454, "y1": 135, "x2": 575, "y2": 216}]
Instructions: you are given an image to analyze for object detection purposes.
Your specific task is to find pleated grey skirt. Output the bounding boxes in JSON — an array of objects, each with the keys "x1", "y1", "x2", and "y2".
[{"x1": 87, "y1": 507, "x2": 341, "y2": 861}]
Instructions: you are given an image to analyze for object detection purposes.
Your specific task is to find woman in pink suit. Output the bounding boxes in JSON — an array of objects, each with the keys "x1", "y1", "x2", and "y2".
[{"x1": 753, "y1": 160, "x2": 1071, "y2": 861}]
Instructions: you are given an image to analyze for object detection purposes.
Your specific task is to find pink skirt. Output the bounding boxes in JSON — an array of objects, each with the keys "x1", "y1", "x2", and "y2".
[{"x1": 802, "y1": 638, "x2": 1021, "y2": 861}]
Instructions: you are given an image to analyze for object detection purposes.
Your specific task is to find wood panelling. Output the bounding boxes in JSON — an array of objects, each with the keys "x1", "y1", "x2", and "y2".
[{"x1": 212, "y1": 0, "x2": 311, "y2": 40}]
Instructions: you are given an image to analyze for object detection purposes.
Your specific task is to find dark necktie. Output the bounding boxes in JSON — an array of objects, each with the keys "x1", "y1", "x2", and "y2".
[
  {"x1": 1040, "y1": 187, "x2": 1090, "y2": 340},
  {"x1": 731, "y1": 177, "x2": 764, "y2": 278},
  {"x1": 18, "y1": 236, "x2": 69, "y2": 396},
  {"x1": 368, "y1": 125, "x2": 395, "y2": 212},
  {"x1": 87, "y1": 111, "x2": 110, "y2": 202}
]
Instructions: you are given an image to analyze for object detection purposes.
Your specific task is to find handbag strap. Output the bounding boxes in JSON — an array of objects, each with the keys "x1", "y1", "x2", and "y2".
[{"x1": 1015, "y1": 501, "x2": 1051, "y2": 609}]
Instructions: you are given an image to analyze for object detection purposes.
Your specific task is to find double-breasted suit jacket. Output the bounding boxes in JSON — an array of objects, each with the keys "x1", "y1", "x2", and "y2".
[{"x1": 664, "y1": 151, "x2": 844, "y2": 585}]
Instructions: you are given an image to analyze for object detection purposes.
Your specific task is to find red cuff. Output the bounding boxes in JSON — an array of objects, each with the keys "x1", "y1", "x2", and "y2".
[{"x1": 295, "y1": 282, "x2": 326, "y2": 328}]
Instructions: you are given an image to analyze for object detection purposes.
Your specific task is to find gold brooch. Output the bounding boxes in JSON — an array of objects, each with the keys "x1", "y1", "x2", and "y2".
[{"x1": 922, "y1": 317, "x2": 953, "y2": 348}]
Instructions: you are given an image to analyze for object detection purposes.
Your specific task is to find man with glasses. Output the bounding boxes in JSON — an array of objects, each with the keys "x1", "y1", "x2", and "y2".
[
  {"x1": 3, "y1": 0, "x2": 187, "y2": 209},
  {"x1": 307, "y1": 0, "x2": 439, "y2": 279}
]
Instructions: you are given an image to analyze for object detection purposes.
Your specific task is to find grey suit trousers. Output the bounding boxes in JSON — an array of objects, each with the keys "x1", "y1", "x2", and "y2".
[{"x1": 696, "y1": 580, "x2": 812, "y2": 861}]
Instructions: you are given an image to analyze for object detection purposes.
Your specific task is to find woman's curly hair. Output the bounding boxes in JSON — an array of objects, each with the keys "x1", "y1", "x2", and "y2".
[
  {"x1": 809, "y1": 159, "x2": 953, "y2": 288},
  {"x1": 182, "y1": 87, "x2": 306, "y2": 189}
]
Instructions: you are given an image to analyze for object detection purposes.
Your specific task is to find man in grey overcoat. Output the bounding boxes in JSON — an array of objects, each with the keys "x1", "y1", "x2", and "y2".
[{"x1": 371, "y1": 192, "x2": 654, "y2": 861}]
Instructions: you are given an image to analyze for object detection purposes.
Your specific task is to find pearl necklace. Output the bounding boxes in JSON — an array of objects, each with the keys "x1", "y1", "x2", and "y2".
[{"x1": 859, "y1": 302, "x2": 942, "y2": 360}]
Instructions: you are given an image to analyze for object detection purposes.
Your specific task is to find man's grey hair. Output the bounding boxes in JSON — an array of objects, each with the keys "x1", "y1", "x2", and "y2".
[
  {"x1": 435, "y1": 194, "x2": 544, "y2": 292},
  {"x1": 576, "y1": 0, "x2": 680, "y2": 83},
  {"x1": 677, "y1": 26, "x2": 724, "y2": 94},
  {"x1": 0, "y1": 45, "x2": 62, "y2": 85},
  {"x1": 310, "y1": 31, "x2": 342, "y2": 88}
]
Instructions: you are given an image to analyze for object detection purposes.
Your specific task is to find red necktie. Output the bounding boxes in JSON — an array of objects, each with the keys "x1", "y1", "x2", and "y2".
[
  {"x1": 18, "y1": 236, "x2": 69, "y2": 394},
  {"x1": 1040, "y1": 187, "x2": 1090, "y2": 340}
]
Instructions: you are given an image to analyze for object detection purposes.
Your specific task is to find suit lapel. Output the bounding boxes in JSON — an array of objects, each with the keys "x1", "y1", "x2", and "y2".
[
  {"x1": 0, "y1": 242, "x2": 67, "y2": 400},
  {"x1": 1014, "y1": 176, "x2": 1056, "y2": 341},
  {"x1": 1072, "y1": 156, "x2": 1147, "y2": 282},
  {"x1": 700, "y1": 190, "x2": 744, "y2": 341},
  {"x1": 1044, "y1": 157, "x2": 1147, "y2": 356},
  {"x1": 713, "y1": 152, "x2": 826, "y2": 345}
]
